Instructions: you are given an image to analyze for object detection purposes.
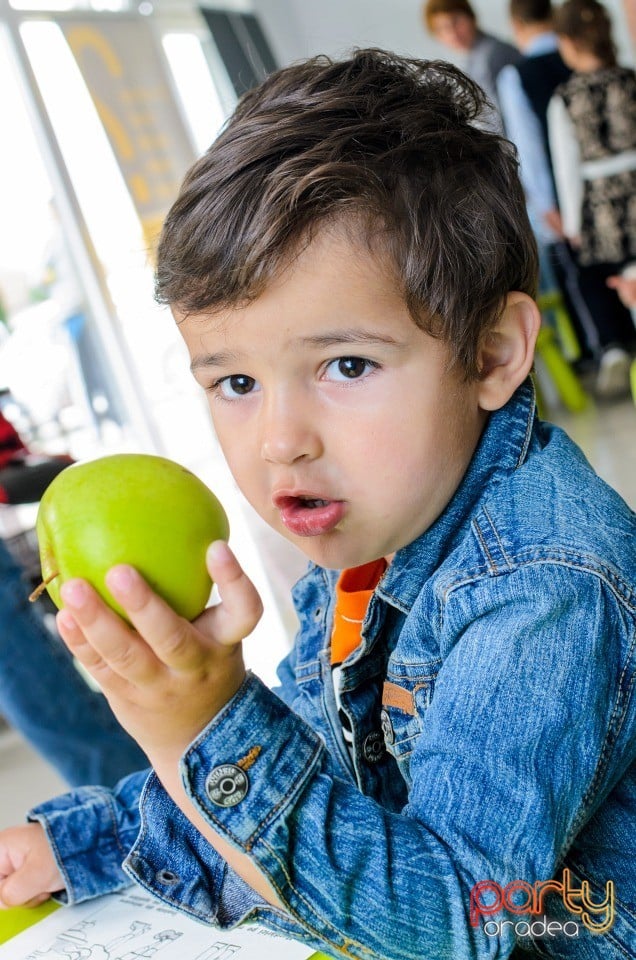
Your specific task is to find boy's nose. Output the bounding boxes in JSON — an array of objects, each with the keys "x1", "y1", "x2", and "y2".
[{"x1": 259, "y1": 401, "x2": 322, "y2": 465}]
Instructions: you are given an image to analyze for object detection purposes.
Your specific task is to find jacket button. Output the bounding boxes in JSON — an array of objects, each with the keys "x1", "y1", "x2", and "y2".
[
  {"x1": 380, "y1": 708, "x2": 394, "y2": 745},
  {"x1": 362, "y1": 730, "x2": 385, "y2": 764},
  {"x1": 205, "y1": 764, "x2": 249, "y2": 807}
]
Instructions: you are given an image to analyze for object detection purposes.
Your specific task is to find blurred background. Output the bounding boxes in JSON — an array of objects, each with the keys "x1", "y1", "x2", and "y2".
[{"x1": 0, "y1": 0, "x2": 634, "y2": 822}]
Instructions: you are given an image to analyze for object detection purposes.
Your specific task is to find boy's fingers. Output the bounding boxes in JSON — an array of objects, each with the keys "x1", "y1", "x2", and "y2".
[
  {"x1": 0, "y1": 826, "x2": 64, "y2": 909},
  {"x1": 0, "y1": 869, "x2": 48, "y2": 908},
  {"x1": 104, "y1": 566, "x2": 202, "y2": 670},
  {"x1": 56, "y1": 609, "x2": 110, "y2": 676},
  {"x1": 0, "y1": 890, "x2": 50, "y2": 909},
  {"x1": 202, "y1": 541, "x2": 263, "y2": 645},
  {"x1": 60, "y1": 578, "x2": 158, "y2": 682}
]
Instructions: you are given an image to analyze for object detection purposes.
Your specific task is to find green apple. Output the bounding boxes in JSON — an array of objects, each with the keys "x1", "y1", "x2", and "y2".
[{"x1": 33, "y1": 453, "x2": 229, "y2": 622}]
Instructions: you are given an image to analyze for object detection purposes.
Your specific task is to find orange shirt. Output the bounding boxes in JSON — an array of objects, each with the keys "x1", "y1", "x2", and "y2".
[{"x1": 330, "y1": 558, "x2": 387, "y2": 665}]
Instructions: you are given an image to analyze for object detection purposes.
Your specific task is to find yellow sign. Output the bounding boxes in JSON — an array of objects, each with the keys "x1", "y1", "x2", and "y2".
[{"x1": 61, "y1": 17, "x2": 196, "y2": 254}]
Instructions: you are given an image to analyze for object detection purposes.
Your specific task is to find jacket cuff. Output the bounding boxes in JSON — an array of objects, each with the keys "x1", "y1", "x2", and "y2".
[
  {"x1": 181, "y1": 672, "x2": 325, "y2": 888},
  {"x1": 28, "y1": 773, "x2": 147, "y2": 904},
  {"x1": 49, "y1": 673, "x2": 324, "y2": 928}
]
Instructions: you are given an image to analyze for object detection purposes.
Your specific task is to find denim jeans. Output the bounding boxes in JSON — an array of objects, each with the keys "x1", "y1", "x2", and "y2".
[{"x1": 0, "y1": 537, "x2": 147, "y2": 786}]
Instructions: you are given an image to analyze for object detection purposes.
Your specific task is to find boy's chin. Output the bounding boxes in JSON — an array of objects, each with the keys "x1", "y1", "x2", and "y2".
[{"x1": 283, "y1": 532, "x2": 393, "y2": 571}]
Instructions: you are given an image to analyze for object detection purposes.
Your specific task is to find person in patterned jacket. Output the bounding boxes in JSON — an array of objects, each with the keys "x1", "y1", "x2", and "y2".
[{"x1": 548, "y1": 0, "x2": 636, "y2": 397}]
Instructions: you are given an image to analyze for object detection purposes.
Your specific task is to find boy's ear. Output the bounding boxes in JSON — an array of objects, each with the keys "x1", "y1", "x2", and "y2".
[{"x1": 476, "y1": 292, "x2": 540, "y2": 412}]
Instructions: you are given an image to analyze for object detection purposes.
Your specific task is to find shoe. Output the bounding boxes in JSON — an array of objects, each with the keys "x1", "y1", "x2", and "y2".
[{"x1": 595, "y1": 347, "x2": 632, "y2": 399}]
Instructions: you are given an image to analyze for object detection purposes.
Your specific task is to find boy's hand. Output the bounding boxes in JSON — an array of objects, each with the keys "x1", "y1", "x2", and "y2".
[
  {"x1": 0, "y1": 824, "x2": 64, "y2": 908},
  {"x1": 55, "y1": 542, "x2": 262, "y2": 764}
]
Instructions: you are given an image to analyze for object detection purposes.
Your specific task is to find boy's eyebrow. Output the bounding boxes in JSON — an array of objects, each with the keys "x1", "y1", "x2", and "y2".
[
  {"x1": 190, "y1": 330, "x2": 404, "y2": 372},
  {"x1": 190, "y1": 350, "x2": 240, "y2": 372},
  {"x1": 294, "y1": 329, "x2": 404, "y2": 348}
]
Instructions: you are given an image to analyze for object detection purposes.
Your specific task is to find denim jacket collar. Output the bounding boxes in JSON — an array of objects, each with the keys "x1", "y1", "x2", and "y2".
[{"x1": 377, "y1": 378, "x2": 537, "y2": 613}]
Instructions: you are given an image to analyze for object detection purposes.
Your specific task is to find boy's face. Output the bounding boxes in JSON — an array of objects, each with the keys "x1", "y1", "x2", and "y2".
[
  {"x1": 428, "y1": 12, "x2": 477, "y2": 51},
  {"x1": 178, "y1": 229, "x2": 487, "y2": 570}
]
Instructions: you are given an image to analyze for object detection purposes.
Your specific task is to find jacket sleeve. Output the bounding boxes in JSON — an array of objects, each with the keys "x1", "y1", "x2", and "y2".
[
  {"x1": 28, "y1": 769, "x2": 149, "y2": 903},
  {"x1": 496, "y1": 66, "x2": 558, "y2": 240},
  {"x1": 127, "y1": 563, "x2": 629, "y2": 959}
]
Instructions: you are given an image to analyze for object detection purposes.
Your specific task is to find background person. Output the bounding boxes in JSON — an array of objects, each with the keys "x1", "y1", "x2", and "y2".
[
  {"x1": 496, "y1": 0, "x2": 602, "y2": 377},
  {"x1": 548, "y1": 0, "x2": 636, "y2": 397},
  {"x1": 423, "y1": 0, "x2": 522, "y2": 130}
]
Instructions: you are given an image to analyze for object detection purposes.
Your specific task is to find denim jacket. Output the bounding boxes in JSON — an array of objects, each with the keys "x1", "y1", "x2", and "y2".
[{"x1": 30, "y1": 381, "x2": 636, "y2": 960}]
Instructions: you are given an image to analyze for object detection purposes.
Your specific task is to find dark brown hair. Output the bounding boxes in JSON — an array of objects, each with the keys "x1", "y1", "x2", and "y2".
[
  {"x1": 423, "y1": 0, "x2": 476, "y2": 31},
  {"x1": 509, "y1": 0, "x2": 553, "y2": 25},
  {"x1": 553, "y1": 0, "x2": 617, "y2": 66},
  {"x1": 155, "y1": 49, "x2": 537, "y2": 379}
]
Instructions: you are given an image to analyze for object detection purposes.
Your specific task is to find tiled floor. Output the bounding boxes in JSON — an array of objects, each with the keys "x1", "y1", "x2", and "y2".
[{"x1": 1, "y1": 396, "x2": 634, "y2": 831}]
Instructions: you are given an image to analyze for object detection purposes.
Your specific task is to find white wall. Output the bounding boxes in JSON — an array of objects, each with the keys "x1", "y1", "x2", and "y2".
[{"x1": 252, "y1": 0, "x2": 634, "y2": 70}]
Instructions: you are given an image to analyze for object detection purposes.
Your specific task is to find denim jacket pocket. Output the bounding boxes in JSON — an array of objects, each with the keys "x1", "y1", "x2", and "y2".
[{"x1": 380, "y1": 663, "x2": 441, "y2": 767}]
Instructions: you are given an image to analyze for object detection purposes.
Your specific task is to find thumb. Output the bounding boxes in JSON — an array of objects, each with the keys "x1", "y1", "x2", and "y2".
[{"x1": 198, "y1": 541, "x2": 263, "y2": 645}]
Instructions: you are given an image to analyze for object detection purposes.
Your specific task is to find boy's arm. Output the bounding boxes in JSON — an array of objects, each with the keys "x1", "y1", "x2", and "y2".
[
  {"x1": 123, "y1": 565, "x2": 630, "y2": 959},
  {"x1": 55, "y1": 542, "x2": 283, "y2": 909},
  {"x1": 113, "y1": 564, "x2": 634, "y2": 960},
  {"x1": 28, "y1": 769, "x2": 149, "y2": 903},
  {"x1": 0, "y1": 768, "x2": 149, "y2": 908},
  {"x1": 55, "y1": 544, "x2": 631, "y2": 958}
]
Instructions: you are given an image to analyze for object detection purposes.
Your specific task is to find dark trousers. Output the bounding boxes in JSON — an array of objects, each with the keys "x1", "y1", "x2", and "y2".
[
  {"x1": 546, "y1": 241, "x2": 601, "y2": 358},
  {"x1": 575, "y1": 260, "x2": 636, "y2": 351}
]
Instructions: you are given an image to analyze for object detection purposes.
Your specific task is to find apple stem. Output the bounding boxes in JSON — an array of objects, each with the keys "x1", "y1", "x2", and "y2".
[{"x1": 29, "y1": 573, "x2": 59, "y2": 603}]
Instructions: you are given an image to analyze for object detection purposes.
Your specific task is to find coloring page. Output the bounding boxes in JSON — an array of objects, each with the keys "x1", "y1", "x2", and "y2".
[{"x1": 0, "y1": 888, "x2": 316, "y2": 960}]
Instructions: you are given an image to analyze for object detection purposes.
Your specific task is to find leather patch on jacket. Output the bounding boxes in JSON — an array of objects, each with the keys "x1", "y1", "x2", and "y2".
[{"x1": 382, "y1": 681, "x2": 416, "y2": 716}]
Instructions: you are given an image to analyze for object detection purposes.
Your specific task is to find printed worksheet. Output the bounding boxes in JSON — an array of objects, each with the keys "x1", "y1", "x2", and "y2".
[{"x1": 0, "y1": 888, "x2": 317, "y2": 960}]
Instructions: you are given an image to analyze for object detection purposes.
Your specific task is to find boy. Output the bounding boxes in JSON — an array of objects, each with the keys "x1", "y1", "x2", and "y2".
[{"x1": 0, "y1": 50, "x2": 635, "y2": 959}]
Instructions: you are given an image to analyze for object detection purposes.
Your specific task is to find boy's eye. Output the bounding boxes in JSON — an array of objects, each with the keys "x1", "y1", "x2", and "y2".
[
  {"x1": 216, "y1": 374, "x2": 259, "y2": 398},
  {"x1": 325, "y1": 357, "x2": 377, "y2": 381}
]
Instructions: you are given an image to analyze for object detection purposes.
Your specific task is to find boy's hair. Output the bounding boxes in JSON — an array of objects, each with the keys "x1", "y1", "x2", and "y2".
[
  {"x1": 155, "y1": 49, "x2": 537, "y2": 379},
  {"x1": 509, "y1": 0, "x2": 552, "y2": 25},
  {"x1": 553, "y1": 0, "x2": 617, "y2": 66},
  {"x1": 423, "y1": 0, "x2": 476, "y2": 31}
]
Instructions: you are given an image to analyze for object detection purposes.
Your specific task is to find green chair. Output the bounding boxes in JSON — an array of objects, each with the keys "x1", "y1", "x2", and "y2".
[
  {"x1": 535, "y1": 291, "x2": 588, "y2": 415},
  {"x1": 537, "y1": 290, "x2": 582, "y2": 362}
]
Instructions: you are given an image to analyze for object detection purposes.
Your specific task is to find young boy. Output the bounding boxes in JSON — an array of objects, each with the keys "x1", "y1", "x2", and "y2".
[{"x1": 0, "y1": 50, "x2": 634, "y2": 960}]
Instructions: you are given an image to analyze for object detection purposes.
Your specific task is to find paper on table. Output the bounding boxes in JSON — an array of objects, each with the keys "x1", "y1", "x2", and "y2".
[{"x1": 0, "y1": 886, "x2": 317, "y2": 960}]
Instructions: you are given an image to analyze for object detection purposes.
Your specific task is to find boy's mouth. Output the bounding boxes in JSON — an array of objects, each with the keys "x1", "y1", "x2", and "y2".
[{"x1": 273, "y1": 493, "x2": 346, "y2": 537}]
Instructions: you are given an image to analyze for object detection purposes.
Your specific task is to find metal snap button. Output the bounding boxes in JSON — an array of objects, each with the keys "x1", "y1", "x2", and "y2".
[
  {"x1": 380, "y1": 708, "x2": 394, "y2": 745},
  {"x1": 362, "y1": 730, "x2": 385, "y2": 764},
  {"x1": 205, "y1": 763, "x2": 249, "y2": 807},
  {"x1": 156, "y1": 869, "x2": 179, "y2": 885}
]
